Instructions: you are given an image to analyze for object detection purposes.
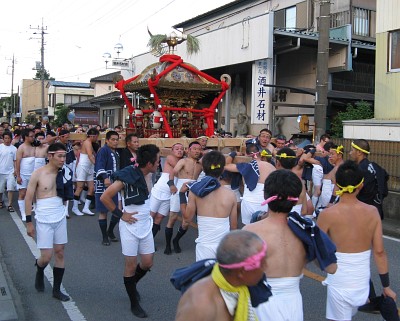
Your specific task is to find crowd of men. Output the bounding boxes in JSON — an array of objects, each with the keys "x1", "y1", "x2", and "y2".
[{"x1": 0, "y1": 119, "x2": 398, "y2": 320}]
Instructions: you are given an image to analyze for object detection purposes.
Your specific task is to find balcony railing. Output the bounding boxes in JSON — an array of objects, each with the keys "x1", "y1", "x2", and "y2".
[{"x1": 330, "y1": 7, "x2": 375, "y2": 38}]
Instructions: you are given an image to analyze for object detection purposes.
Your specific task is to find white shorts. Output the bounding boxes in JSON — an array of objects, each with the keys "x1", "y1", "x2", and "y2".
[
  {"x1": 170, "y1": 179, "x2": 193, "y2": 213},
  {"x1": 312, "y1": 164, "x2": 323, "y2": 186},
  {"x1": 36, "y1": 217, "x2": 68, "y2": 249},
  {"x1": 75, "y1": 163, "x2": 94, "y2": 182},
  {"x1": 17, "y1": 174, "x2": 31, "y2": 190},
  {"x1": 119, "y1": 223, "x2": 155, "y2": 256},
  {"x1": 0, "y1": 173, "x2": 16, "y2": 193},
  {"x1": 149, "y1": 194, "x2": 170, "y2": 216}
]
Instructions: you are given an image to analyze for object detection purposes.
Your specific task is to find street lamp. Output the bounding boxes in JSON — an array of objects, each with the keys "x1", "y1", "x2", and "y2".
[
  {"x1": 114, "y1": 43, "x2": 123, "y2": 58},
  {"x1": 102, "y1": 42, "x2": 134, "y2": 75}
]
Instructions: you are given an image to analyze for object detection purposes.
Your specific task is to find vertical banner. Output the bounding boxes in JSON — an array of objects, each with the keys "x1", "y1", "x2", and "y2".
[{"x1": 251, "y1": 59, "x2": 272, "y2": 125}]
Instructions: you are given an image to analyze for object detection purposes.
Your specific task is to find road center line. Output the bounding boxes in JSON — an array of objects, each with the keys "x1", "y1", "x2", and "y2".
[
  {"x1": 383, "y1": 235, "x2": 400, "y2": 242},
  {"x1": 10, "y1": 211, "x2": 87, "y2": 321}
]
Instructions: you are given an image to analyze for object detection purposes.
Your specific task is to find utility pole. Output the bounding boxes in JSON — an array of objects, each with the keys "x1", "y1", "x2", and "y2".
[
  {"x1": 314, "y1": 0, "x2": 331, "y2": 141},
  {"x1": 5, "y1": 54, "x2": 16, "y2": 123},
  {"x1": 10, "y1": 54, "x2": 15, "y2": 123},
  {"x1": 30, "y1": 19, "x2": 47, "y2": 118}
]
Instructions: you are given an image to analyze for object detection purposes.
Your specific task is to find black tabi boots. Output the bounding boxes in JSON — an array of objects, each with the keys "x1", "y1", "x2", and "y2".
[
  {"x1": 164, "y1": 227, "x2": 173, "y2": 255},
  {"x1": 52, "y1": 267, "x2": 70, "y2": 302},
  {"x1": 152, "y1": 223, "x2": 160, "y2": 238},
  {"x1": 35, "y1": 259, "x2": 47, "y2": 292},
  {"x1": 107, "y1": 215, "x2": 120, "y2": 242},
  {"x1": 172, "y1": 226, "x2": 187, "y2": 253},
  {"x1": 99, "y1": 218, "x2": 110, "y2": 246},
  {"x1": 124, "y1": 276, "x2": 147, "y2": 318},
  {"x1": 132, "y1": 264, "x2": 149, "y2": 301}
]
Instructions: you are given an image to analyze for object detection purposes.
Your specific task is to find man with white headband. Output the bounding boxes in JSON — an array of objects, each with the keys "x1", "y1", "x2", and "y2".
[
  {"x1": 175, "y1": 230, "x2": 266, "y2": 321},
  {"x1": 25, "y1": 143, "x2": 73, "y2": 302}
]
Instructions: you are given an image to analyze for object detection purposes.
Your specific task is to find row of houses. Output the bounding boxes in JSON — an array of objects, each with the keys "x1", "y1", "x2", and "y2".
[{"x1": 17, "y1": 0, "x2": 399, "y2": 140}]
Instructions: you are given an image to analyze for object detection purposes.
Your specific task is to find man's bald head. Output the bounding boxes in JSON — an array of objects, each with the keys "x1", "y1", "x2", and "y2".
[{"x1": 217, "y1": 230, "x2": 264, "y2": 273}]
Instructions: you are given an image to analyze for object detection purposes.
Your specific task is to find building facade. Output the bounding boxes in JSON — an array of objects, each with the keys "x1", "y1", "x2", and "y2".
[
  {"x1": 20, "y1": 79, "x2": 49, "y2": 121},
  {"x1": 343, "y1": 0, "x2": 400, "y2": 141},
  {"x1": 129, "y1": 0, "x2": 376, "y2": 139}
]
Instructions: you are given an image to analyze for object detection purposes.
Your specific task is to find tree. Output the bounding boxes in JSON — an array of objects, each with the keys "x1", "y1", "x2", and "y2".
[
  {"x1": 331, "y1": 100, "x2": 374, "y2": 138},
  {"x1": 24, "y1": 113, "x2": 37, "y2": 125},
  {"x1": 34, "y1": 68, "x2": 55, "y2": 80},
  {"x1": 53, "y1": 103, "x2": 70, "y2": 127}
]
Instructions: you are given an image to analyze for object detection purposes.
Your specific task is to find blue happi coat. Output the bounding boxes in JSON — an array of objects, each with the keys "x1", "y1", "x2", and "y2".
[{"x1": 94, "y1": 144, "x2": 119, "y2": 212}]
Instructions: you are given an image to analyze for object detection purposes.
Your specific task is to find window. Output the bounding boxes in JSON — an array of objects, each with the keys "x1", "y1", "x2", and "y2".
[
  {"x1": 353, "y1": 7, "x2": 369, "y2": 37},
  {"x1": 64, "y1": 94, "x2": 93, "y2": 106},
  {"x1": 285, "y1": 6, "x2": 296, "y2": 30},
  {"x1": 389, "y1": 30, "x2": 400, "y2": 72}
]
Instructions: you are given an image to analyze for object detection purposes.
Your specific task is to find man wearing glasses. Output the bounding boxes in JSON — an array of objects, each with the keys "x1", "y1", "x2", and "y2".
[
  {"x1": 246, "y1": 128, "x2": 275, "y2": 155},
  {"x1": 15, "y1": 128, "x2": 36, "y2": 221}
]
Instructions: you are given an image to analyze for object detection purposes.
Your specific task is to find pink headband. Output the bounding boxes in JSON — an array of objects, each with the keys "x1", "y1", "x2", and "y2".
[
  {"x1": 219, "y1": 241, "x2": 267, "y2": 271},
  {"x1": 249, "y1": 152, "x2": 259, "y2": 159},
  {"x1": 261, "y1": 195, "x2": 299, "y2": 206}
]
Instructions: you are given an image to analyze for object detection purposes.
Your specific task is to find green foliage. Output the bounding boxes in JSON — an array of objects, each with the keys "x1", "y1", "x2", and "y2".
[
  {"x1": 24, "y1": 113, "x2": 37, "y2": 125},
  {"x1": 186, "y1": 34, "x2": 200, "y2": 56},
  {"x1": 147, "y1": 34, "x2": 168, "y2": 57},
  {"x1": 331, "y1": 100, "x2": 374, "y2": 138},
  {"x1": 147, "y1": 29, "x2": 200, "y2": 57},
  {"x1": 34, "y1": 69, "x2": 55, "y2": 80},
  {"x1": 53, "y1": 103, "x2": 70, "y2": 127}
]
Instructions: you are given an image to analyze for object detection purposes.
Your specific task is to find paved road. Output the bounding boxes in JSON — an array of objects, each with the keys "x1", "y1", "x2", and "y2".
[{"x1": 0, "y1": 194, "x2": 399, "y2": 321}]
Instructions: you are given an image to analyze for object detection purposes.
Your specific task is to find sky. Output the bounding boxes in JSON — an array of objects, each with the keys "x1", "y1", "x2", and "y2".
[{"x1": 0, "y1": 0, "x2": 233, "y2": 96}]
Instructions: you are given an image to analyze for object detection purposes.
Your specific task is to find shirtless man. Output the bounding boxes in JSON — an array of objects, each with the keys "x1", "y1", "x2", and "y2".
[
  {"x1": 25, "y1": 143, "x2": 72, "y2": 302},
  {"x1": 16, "y1": 128, "x2": 36, "y2": 221},
  {"x1": 275, "y1": 147, "x2": 310, "y2": 216},
  {"x1": 224, "y1": 143, "x2": 275, "y2": 225},
  {"x1": 149, "y1": 143, "x2": 184, "y2": 238},
  {"x1": 317, "y1": 161, "x2": 396, "y2": 321},
  {"x1": 72, "y1": 127, "x2": 99, "y2": 216},
  {"x1": 245, "y1": 169, "x2": 336, "y2": 321},
  {"x1": 34, "y1": 131, "x2": 49, "y2": 171},
  {"x1": 175, "y1": 230, "x2": 266, "y2": 321},
  {"x1": 184, "y1": 151, "x2": 237, "y2": 261},
  {"x1": 300, "y1": 142, "x2": 334, "y2": 213},
  {"x1": 324, "y1": 144, "x2": 344, "y2": 208},
  {"x1": 164, "y1": 141, "x2": 203, "y2": 254}
]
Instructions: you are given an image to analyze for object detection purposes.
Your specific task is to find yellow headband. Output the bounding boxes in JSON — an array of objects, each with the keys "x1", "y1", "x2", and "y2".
[
  {"x1": 351, "y1": 142, "x2": 370, "y2": 154},
  {"x1": 210, "y1": 164, "x2": 221, "y2": 170},
  {"x1": 330, "y1": 145, "x2": 344, "y2": 154},
  {"x1": 276, "y1": 153, "x2": 296, "y2": 159},
  {"x1": 260, "y1": 150, "x2": 272, "y2": 157},
  {"x1": 336, "y1": 178, "x2": 364, "y2": 196}
]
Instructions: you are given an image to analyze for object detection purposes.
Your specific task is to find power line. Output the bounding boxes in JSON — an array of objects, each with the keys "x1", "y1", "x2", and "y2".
[{"x1": 119, "y1": 0, "x2": 177, "y2": 36}]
